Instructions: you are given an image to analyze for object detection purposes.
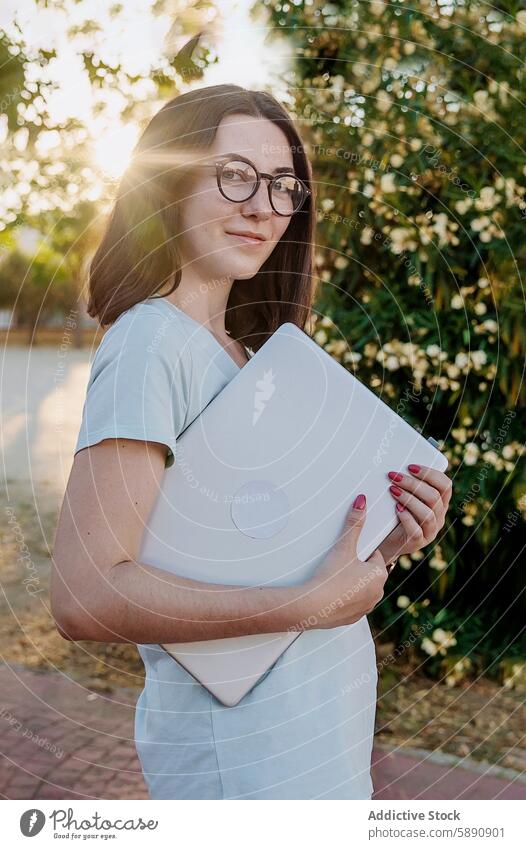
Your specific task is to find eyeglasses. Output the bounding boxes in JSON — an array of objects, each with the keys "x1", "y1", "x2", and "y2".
[{"x1": 197, "y1": 154, "x2": 311, "y2": 216}]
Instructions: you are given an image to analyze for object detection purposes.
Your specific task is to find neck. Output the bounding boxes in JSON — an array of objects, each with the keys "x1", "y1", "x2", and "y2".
[{"x1": 162, "y1": 270, "x2": 235, "y2": 339}]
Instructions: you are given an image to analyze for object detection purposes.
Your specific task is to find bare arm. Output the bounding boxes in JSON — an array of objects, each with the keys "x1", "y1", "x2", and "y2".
[{"x1": 51, "y1": 438, "x2": 310, "y2": 643}]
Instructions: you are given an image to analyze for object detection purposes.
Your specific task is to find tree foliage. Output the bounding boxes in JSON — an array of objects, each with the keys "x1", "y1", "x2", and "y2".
[{"x1": 263, "y1": 0, "x2": 526, "y2": 669}]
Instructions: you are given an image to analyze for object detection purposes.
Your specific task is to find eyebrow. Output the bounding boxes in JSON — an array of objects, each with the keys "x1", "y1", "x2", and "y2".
[{"x1": 217, "y1": 153, "x2": 294, "y2": 174}]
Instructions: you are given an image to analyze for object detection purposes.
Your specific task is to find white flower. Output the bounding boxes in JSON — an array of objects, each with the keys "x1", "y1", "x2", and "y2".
[
  {"x1": 473, "y1": 90, "x2": 489, "y2": 108},
  {"x1": 390, "y1": 153, "x2": 404, "y2": 168},
  {"x1": 451, "y1": 294, "x2": 464, "y2": 309},
  {"x1": 471, "y1": 350, "x2": 487, "y2": 368},
  {"x1": 377, "y1": 90, "x2": 393, "y2": 113},
  {"x1": 432, "y1": 213, "x2": 449, "y2": 245},
  {"x1": 389, "y1": 227, "x2": 418, "y2": 253},
  {"x1": 397, "y1": 595, "x2": 411, "y2": 609},
  {"x1": 426, "y1": 344, "x2": 441, "y2": 358},
  {"x1": 474, "y1": 302, "x2": 487, "y2": 315},
  {"x1": 320, "y1": 316, "x2": 334, "y2": 327},
  {"x1": 321, "y1": 198, "x2": 335, "y2": 212},
  {"x1": 430, "y1": 555, "x2": 447, "y2": 570},
  {"x1": 482, "y1": 450, "x2": 500, "y2": 466},
  {"x1": 327, "y1": 340, "x2": 348, "y2": 356},
  {"x1": 452, "y1": 427, "x2": 467, "y2": 443},
  {"x1": 433, "y1": 629, "x2": 457, "y2": 652},
  {"x1": 475, "y1": 186, "x2": 500, "y2": 211},
  {"x1": 464, "y1": 443, "x2": 480, "y2": 466},
  {"x1": 477, "y1": 277, "x2": 490, "y2": 289},
  {"x1": 455, "y1": 199, "x2": 473, "y2": 214},
  {"x1": 344, "y1": 352, "x2": 362, "y2": 365},
  {"x1": 360, "y1": 226, "x2": 374, "y2": 245},
  {"x1": 421, "y1": 638, "x2": 438, "y2": 657},
  {"x1": 314, "y1": 329, "x2": 328, "y2": 345},
  {"x1": 471, "y1": 216, "x2": 491, "y2": 232},
  {"x1": 455, "y1": 352, "x2": 469, "y2": 369},
  {"x1": 334, "y1": 255, "x2": 349, "y2": 269},
  {"x1": 381, "y1": 173, "x2": 397, "y2": 193}
]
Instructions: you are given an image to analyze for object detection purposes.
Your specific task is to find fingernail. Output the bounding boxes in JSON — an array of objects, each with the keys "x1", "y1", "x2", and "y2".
[
  {"x1": 389, "y1": 485, "x2": 402, "y2": 497},
  {"x1": 388, "y1": 471, "x2": 403, "y2": 482},
  {"x1": 353, "y1": 494, "x2": 366, "y2": 510},
  {"x1": 408, "y1": 464, "x2": 421, "y2": 474},
  {"x1": 396, "y1": 502, "x2": 405, "y2": 512}
]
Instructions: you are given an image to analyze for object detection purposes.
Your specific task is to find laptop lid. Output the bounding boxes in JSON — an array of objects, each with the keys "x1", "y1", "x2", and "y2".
[{"x1": 138, "y1": 322, "x2": 448, "y2": 706}]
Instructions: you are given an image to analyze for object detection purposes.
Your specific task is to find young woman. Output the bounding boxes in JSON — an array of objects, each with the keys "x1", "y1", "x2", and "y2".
[{"x1": 51, "y1": 84, "x2": 453, "y2": 800}]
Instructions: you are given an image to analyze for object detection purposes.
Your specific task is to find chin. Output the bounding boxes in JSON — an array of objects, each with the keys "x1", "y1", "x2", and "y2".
[
  {"x1": 218, "y1": 259, "x2": 262, "y2": 280},
  {"x1": 231, "y1": 266, "x2": 262, "y2": 281}
]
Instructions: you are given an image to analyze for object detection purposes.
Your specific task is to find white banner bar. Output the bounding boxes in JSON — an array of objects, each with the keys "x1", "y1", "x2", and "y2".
[{"x1": 4, "y1": 799, "x2": 524, "y2": 848}]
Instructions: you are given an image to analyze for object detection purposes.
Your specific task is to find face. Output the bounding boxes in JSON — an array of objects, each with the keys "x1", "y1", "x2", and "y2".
[{"x1": 176, "y1": 114, "x2": 296, "y2": 283}]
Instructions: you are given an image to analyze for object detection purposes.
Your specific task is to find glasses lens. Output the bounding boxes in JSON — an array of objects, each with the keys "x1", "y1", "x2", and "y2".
[
  {"x1": 220, "y1": 159, "x2": 258, "y2": 201},
  {"x1": 271, "y1": 174, "x2": 305, "y2": 215}
]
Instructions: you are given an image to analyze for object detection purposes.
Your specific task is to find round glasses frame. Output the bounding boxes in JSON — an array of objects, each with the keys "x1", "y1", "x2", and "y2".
[{"x1": 199, "y1": 154, "x2": 311, "y2": 217}]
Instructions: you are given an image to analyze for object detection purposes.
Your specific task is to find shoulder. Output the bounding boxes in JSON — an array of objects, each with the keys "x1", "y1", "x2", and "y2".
[{"x1": 95, "y1": 300, "x2": 193, "y2": 370}]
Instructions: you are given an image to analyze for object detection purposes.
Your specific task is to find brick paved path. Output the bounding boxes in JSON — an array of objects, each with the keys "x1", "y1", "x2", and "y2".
[{"x1": 1, "y1": 663, "x2": 524, "y2": 800}]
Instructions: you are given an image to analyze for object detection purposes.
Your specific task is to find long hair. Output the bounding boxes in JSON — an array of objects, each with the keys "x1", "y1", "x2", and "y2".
[{"x1": 86, "y1": 83, "x2": 317, "y2": 351}]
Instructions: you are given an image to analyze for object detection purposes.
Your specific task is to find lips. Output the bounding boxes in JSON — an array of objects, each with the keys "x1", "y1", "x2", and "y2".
[{"x1": 225, "y1": 230, "x2": 267, "y2": 243}]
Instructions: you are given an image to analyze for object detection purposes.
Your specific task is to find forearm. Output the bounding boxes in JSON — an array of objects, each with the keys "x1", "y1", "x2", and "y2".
[{"x1": 67, "y1": 558, "x2": 313, "y2": 643}]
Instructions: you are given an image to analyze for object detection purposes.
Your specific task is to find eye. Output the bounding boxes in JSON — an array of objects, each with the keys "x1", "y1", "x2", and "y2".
[
  {"x1": 223, "y1": 165, "x2": 253, "y2": 183},
  {"x1": 274, "y1": 174, "x2": 300, "y2": 194}
]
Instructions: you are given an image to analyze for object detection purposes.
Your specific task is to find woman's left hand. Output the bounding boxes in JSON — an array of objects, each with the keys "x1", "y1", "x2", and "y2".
[{"x1": 378, "y1": 464, "x2": 453, "y2": 568}]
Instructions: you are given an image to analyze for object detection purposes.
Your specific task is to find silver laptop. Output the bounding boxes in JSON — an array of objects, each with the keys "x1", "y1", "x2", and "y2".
[{"x1": 138, "y1": 322, "x2": 448, "y2": 706}]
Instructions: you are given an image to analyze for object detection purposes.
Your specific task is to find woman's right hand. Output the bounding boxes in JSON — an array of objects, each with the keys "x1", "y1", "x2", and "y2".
[{"x1": 300, "y1": 494, "x2": 388, "y2": 630}]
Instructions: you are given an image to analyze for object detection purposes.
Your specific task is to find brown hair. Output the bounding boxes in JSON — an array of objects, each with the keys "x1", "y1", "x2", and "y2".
[{"x1": 86, "y1": 83, "x2": 317, "y2": 351}]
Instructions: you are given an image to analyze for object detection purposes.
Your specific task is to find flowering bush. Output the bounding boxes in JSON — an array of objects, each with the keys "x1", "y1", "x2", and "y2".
[{"x1": 265, "y1": 0, "x2": 526, "y2": 668}]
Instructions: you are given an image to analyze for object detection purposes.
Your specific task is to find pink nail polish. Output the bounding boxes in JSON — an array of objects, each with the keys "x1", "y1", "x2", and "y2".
[
  {"x1": 396, "y1": 502, "x2": 405, "y2": 512},
  {"x1": 353, "y1": 494, "x2": 366, "y2": 510},
  {"x1": 408, "y1": 464, "x2": 421, "y2": 474},
  {"x1": 388, "y1": 471, "x2": 403, "y2": 482},
  {"x1": 389, "y1": 485, "x2": 402, "y2": 497}
]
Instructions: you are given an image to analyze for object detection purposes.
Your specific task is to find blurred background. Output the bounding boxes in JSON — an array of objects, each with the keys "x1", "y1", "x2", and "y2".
[{"x1": 1, "y1": 0, "x2": 525, "y2": 799}]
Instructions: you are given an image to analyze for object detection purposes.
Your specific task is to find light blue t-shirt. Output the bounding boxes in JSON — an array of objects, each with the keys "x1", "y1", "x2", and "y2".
[{"x1": 74, "y1": 296, "x2": 378, "y2": 800}]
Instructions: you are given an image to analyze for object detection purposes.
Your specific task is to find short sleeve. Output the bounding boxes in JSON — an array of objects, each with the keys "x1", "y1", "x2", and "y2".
[{"x1": 74, "y1": 303, "x2": 191, "y2": 469}]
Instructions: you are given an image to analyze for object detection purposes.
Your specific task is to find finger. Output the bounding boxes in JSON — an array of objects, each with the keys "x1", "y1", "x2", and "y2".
[
  {"x1": 393, "y1": 501, "x2": 425, "y2": 549},
  {"x1": 336, "y1": 493, "x2": 367, "y2": 555},
  {"x1": 406, "y1": 464, "x2": 453, "y2": 506},
  {"x1": 368, "y1": 548, "x2": 396, "y2": 580},
  {"x1": 387, "y1": 470, "x2": 442, "y2": 511},
  {"x1": 389, "y1": 486, "x2": 437, "y2": 537}
]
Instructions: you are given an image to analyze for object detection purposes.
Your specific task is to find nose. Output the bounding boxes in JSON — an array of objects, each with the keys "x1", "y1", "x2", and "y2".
[{"x1": 240, "y1": 178, "x2": 273, "y2": 219}]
